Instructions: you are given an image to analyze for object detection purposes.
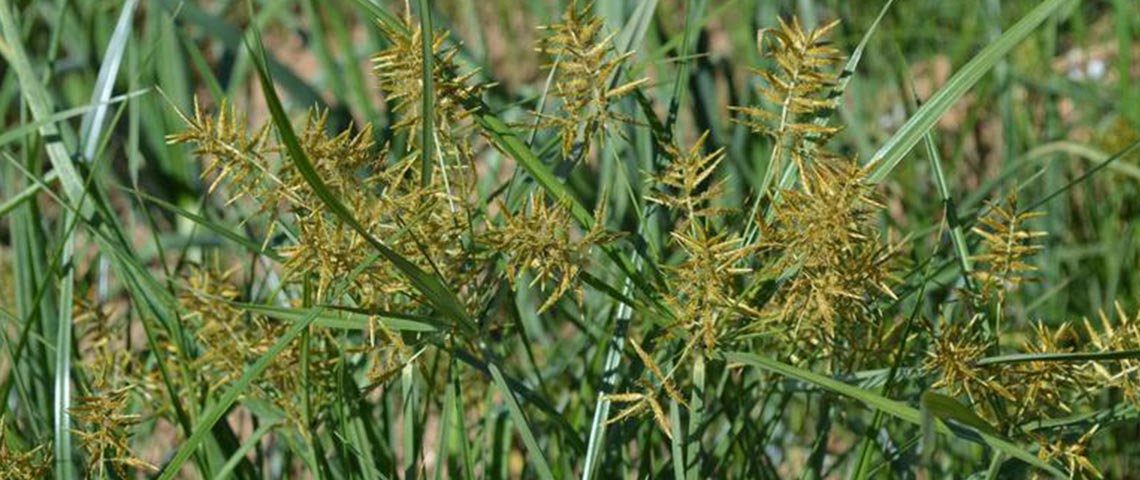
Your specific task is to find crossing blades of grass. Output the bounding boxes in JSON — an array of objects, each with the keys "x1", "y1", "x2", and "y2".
[
  {"x1": 156, "y1": 306, "x2": 322, "y2": 479},
  {"x1": 865, "y1": 0, "x2": 1070, "y2": 184},
  {"x1": 2, "y1": 0, "x2": 134, "y2": 475},
  {"x1": 1023, "y1": 139, "x2": 1140, "y2": 213},
  {"x1": 924, "y1": 125, "x2": 976, "y2": 292},
  {"x1": 721, "y1": 351, "x2": 1064, "y2": 477},
  {"x1": 0, "y1": 91, "x2": 148, "y2": 149},
  {"x1": 0, "y1": 0, "x2": 88, "y2": 211},
  {"x1": 215, "y1": 420, "x2": 280, "y2": 480},
  {"x1": 488, "y1": 362, "x2": 556, "y2": 480},
  {"x1": 0, "y1": 170, "x2": 58, "y2": 219},
  {"x1": 130, "y1": 189, "x2": 284, "y2": 261},
  {"x1": 581, "y1": 3, "x2": 670, "y2": 477}
]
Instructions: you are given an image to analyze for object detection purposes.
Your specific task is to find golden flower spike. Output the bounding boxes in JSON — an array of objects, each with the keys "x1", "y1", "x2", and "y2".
[{"x1": 537, "y1": 1, "x2": 648, "y2": 161}]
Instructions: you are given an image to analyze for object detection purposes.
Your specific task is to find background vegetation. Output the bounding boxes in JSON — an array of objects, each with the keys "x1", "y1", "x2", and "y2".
[{"x1": 1, "y1": 0, "x2": 1139, "y2": 478}]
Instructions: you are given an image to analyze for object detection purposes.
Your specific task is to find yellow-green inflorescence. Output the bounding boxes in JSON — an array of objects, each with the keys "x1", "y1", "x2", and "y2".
[{"x1": 156, "y1": 5, "x2": 1139, "y2": 478}]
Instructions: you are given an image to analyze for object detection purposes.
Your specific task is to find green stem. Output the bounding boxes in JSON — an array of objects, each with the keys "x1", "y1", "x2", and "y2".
[{"x1": 685, "y1": 355, "x2": 706, "y2": 480}]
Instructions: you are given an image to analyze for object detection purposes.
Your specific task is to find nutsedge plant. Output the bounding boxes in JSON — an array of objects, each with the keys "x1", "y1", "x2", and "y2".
[{"x1": 3, "y1": 0, "x2": 1140, "y2": 479}]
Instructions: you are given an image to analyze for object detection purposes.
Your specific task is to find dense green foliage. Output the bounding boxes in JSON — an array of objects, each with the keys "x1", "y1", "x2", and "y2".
[{"x1": 2, "y1": 0, "x2": 1140, "y2": 478}]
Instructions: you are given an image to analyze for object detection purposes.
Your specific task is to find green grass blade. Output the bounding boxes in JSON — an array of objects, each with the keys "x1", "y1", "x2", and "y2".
[
  {"x1": 685, "y1": 355, "x2": 706, "y2": 480},
  {"x1": 0, "y1": 0, "x2": 89, "y2": 213},
  {"x1": 1024, "y1": 141, "x2": 1140, "y2": 181},
  {"x1": 865, "y1": 0, "x2": 1069, "y2": 183},
  {"x1": 920, "y1": 391, "x2": 998, "y2": 435},
  {"x1": 924, "y1": 132, "x2": 975, "y2": 291},
  {"x1": 325, "y1": 2, "x2": 380, "y2": 126},
  {"x1": 78, "y1": 0, "x2": 137, "y2": 162},
  {"x1": 215, "y1": 420, "x2": 280, "y2": 480},
  {"x1": 152, "y1": 0, "x2": 326, "y2": 109},
  {"x1": 433, "y1": 362, "x2": 455, "y2": 480},
  {"x1": 452, "y1": 360, "x2": 476, "y2": 480},
  {"x1": 0, "y1": 170, "x2": 58, "y2": 218},
  {"x1": 580, "y1": 286, "x2": 634, "y2": 479},
  {"x1": 1023, "y1": 139, "x2": 1140, "y2": 213},
  {"x1": 0, "y1": 2, "x2": 140, "y2": 475},
  {"x1": 417, "y1": 0, "x2": 435, "y2": 187},
  {"x1": 1023, "y1": 403, "x2": 1137, "y2": 432},
  {"x1": 299, "y1": 0, "x2": 348, "y2": 106},
  {"x1": 402, "y1": 361, "x2": 419, "y2": 480},
  {"x1": 833, "y1": 0, "x2": 894, "y2": 108},
  {"x1": 131, "y1": 189, "x2": 284, "y2": 261},
  {"x1": 350, "y1": 0, "x2": 410, "y2": 37},
  {"x1": 240, "y1": 303, "x2": 441, "y2": 332},
  {"x1": 611, "y1": 0, "x2": 657, "y2": 69},
  {"x1": 52, "y1": 212, "x2": 77, "y2": 480},
  {"x1": 488, "y1": 362, "x2": 556, "y2": 480},
  {"x1": 669, "y1": 399, "x2": 685, "y2": 480},
  {"x1": 975, "y1": 349, "x2": 1140, "y2": 366},
  {"x1": 0, "y1": 90, "x2": 148, "y2": 148},
  {"x1": 721, "y1": 351, "x2": 1064, "y2": 477}
]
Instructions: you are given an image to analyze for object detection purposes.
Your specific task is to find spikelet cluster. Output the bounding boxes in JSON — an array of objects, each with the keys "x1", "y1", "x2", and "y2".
[
  {"x1": 277, "y1": 111, "x2": 392, "y2": 302},
  {"x1": 1034, "y1": 425, "x2": 1102, "y2": 480},
  {"x1": 647, "y1": 132, "x2": 729, "y2": 222},
  {"x1": 369, "y1": 158, "x2": 485, "y2": 311},
  {"x1": 619, "y1": 20, "x2": 892, "y2": 423},
  {"x1": 373, "y1": 4, "x2": 483, "y2": 160},
  {"x1": 168, "y1": 10, "x2": 496, "y2": 446},
  {"x1": 923, "y1": 314, "x2": 1114, "y2": 478},
  {"x1": 759, "y1": 156, "x2": 898, "y2": 364},
  {"x1": 537, "y1": 1, "x2": 647, "y2": 160},
  {"x1": 70, "y1": 386, "x2": 157, "y2": 478},
  {"x1": 73, "y1": 298, "x2": 135, "y2": 392},
  {"x1": 595, "y1": 128, "x2": 748, "y2": 435},
  {"x1": 0, "y1": 416, "x2": 51, "y2": 480},
  {"x1": 918, "y1": 194, "x2": 1124, "y2": 477},
  {"x1": 1084, "y1": 303, "x2": 1140, "y2": 408},
  {"x1": 648, "y1": 132, "x2": 762, "y2": 358},
  {"x1": 665, "y1": 227, "x2": 759, "y2": 354},
  {"x1": 166, "y1": 100, "x2": 281, "y2": 210},
  {"x1": 720, "y1": 17, "x2": 900, "y2": 366},
  {"x1": 971, "y1": 191, "x2": 1047, "y2": 303},
  {"x1": 70, "y1": 292, "x2": 159, "y2": 478},
  {"x1": 177, "y1": 262, "x2": 340, "y2": 424},
  {"x1": 923, "y1": 314, "x2": 992, "y2": 402},
  {"x1": 483, "y1": 193, "x2": 621, "y2": 313},
  {"x1": 926, "y1": 319, "x2": 1093, "y2": 422},
  {"x1": 604, "y1": 340, "x2": 688, "y2": 439},
  {"x1": 730, "y1": 18, "x2": 843, "y2": 192}
]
